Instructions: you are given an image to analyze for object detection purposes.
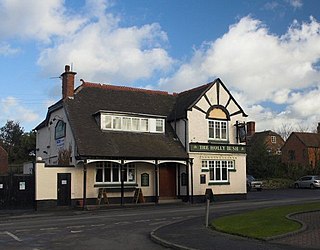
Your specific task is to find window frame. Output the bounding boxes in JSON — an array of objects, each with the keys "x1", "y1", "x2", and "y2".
[
  {"x1": 95, "y1": 162, "x2": 136, "y2": 184},
  {"x1": 208, "y1": 120, "x2": 228, "y2": 141},
  {"x1": 55, "y1": 120, "x2": 66, "y2": 140},
  {"x1": 102, "y1": 114, "x2": 165, "y2": 134},
  {"x1": 202, "y1": 160, "x2": 234, "y2": 183}
]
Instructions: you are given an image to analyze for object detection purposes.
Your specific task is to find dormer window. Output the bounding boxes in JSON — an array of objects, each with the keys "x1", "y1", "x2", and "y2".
[
  {"x1": 101, "y1": 113, "x2": 165, "y2": 133},
  {"x1": 55, "y1": 120, "x2": 66, "y2": 139}
]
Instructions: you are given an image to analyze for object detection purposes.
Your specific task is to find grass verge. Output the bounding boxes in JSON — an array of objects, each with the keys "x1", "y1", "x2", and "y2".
[{"x1": 211, "y1": 202, "x2": 320, "y2": 239}]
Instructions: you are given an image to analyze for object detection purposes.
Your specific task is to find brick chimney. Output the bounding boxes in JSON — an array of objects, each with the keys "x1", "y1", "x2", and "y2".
[
  {"x1": 246, "y1": 121, "x2": 256, "y2": 137},
  {"x1": 61, "y1": 65, "x2": 76, "y2": 99}
]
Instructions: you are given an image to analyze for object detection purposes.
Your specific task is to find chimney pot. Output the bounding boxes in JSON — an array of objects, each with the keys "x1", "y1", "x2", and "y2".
[
  {"x1": 65, "y1": 65, "x2": 70, "y2": 72},
  {"x1": 246, "y1": 121, "x2": 255, "y2": 137}
]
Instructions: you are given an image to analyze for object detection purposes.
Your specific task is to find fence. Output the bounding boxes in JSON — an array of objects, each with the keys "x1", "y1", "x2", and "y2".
[{"x1": 0, "y1": 174, "x2": 35, "y2": 209}]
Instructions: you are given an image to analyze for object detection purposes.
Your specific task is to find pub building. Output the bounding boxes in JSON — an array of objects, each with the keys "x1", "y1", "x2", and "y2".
[{"x1": 34, "y1": 65, "x2": 247, "y2": 209}]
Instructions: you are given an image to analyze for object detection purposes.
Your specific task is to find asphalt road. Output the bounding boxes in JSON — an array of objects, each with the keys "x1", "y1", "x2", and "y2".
[{"x1": 1, "y1": 188, "x2": 320, "y2": 250}]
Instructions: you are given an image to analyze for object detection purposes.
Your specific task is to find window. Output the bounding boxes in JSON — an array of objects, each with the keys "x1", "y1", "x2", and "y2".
[
  {"x1": 112, "y1": 116, "x2": 122, "y2": 130},
  {"x1": 156, "y1": 119, "x2": 164, "y2": 132},
  {"x1": 140, "y1": 118, "x2": 148, "y2": 131},
  {"x1": 132, "y1": 118, "x2": 140, "y2": 131},
  {"x1": 289, "y1": 150, "x2": 296, "y2": 160},
  {"x1": 55, "y1": 120, "x2": 66, "y2": 139},
  {"x1": 202, "y1": 160, "x2": 233, "y2": 183},
  {"x1": 122, "y1": 117, "x2": 131, "y2": 130},
  {"x1": 104, "y1": 115, "x2": 112, "y2": 129},
  {"x1": 208, "y1": 120, "x2": 228, "y2": 141},
  {"x1": 271, "y1": 136, "x2": 276, "y2": 144},
  {"x1": 95, "y1": 162, "x2": 136, "y2": 183},
  {"x1": 101, "y1": 114, "x2": 165, "y2": 133}
]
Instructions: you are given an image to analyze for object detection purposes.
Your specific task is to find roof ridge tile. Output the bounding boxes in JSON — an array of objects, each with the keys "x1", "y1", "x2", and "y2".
[{"x1": 80, "y1": 81, "x2": 171, "y2": 96}]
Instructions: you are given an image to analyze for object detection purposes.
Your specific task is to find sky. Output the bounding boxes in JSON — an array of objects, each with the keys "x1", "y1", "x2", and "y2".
[{"x1": 0, "y1": 0, "x2": 320, "y2": 134}]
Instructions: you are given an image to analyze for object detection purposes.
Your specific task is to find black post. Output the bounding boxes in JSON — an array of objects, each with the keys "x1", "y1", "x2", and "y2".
[
  {"x1": 190, "y1": 158, "x2": 194, "y2": 204},
  {"x1": 177, "y1": 163, "x2": 181, "y2": 198},
  {"x1": 120, "y1": 161, "x2": 124, "y2": 206},
  {"x1": 155, "y1": 160, "x2": 159, "y2": 204},
  {"x1": 82, "y1": 163, "x2": 87, "y2": 210},
  {"x1": 186, "y1": 160, "x2": 189, "y2": 202}
]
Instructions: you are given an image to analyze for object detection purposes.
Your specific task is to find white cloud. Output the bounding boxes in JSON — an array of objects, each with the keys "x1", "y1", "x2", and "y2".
[
  {"x1": 0, "y1": 0, "x2": 86, "y2": 42},
  {"x1": 37, "y1": 2, "x2": 173, "y2": 84},
  {"x1": 0, "y1": 43, "x2": 20, "y2": 56},
  {"x1": 286, "y1": 0, "x2": 303, "y2": 9},
  {"x1": 159, "y1": 16, "x2": 320, "y2": 131},
  {"x1": 0, "y1": 97, "x2": 39, "y2": 127}
]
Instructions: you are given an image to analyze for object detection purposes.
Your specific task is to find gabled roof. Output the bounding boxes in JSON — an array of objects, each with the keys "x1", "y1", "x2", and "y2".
[
  {"x1": 292, "y1": 132, "x2": 320, "y2": 148},
  {"x1": 64, "y1": 82, "x2": 187, "y2": 159},
  {"x1": 247, "y1": 130, "x2": 284, "y2": 145},
  {"x1": 167, "y1": 78, "x2": 247, "y2": 121}
]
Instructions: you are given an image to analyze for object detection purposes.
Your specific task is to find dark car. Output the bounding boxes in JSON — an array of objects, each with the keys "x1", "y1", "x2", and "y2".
[
  {"x1": 294, "y1": 175, "x2": 320, "y2": 189},
  {"x1": 247, "y1": 175, "x2": 263, "y2": 191}
]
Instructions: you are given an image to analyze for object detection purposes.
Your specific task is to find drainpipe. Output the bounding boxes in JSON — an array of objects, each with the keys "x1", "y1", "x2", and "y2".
[
  {"x1": 189, "y1": 158, "x2": 194, "y2": 204},
  {"x1": 82, "y1": 163, "x2": 87, "y2": 210},
  {"x1": 120, "y1": 160, "x2": 124, "y2": 206},
  {"x1": 155, "y1": 160, "x2": 159, "y2": 204}
]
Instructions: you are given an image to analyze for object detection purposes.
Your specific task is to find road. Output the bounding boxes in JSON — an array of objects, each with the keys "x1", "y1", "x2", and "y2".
[{"x1": 1, "y1": 189, "x2": 320, "y2": 250}]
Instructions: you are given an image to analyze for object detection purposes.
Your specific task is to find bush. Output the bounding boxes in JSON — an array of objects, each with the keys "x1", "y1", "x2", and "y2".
[{"x1": 262, "y1": 178, "x2": 294, "y2": 189}]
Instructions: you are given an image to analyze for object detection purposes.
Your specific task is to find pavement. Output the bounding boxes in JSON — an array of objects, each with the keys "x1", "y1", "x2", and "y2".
[{"x1": 151, "y1": 210, "x2": 320, "y2": 250}]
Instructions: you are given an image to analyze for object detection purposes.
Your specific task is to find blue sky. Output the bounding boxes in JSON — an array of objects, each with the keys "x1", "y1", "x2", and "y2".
[{"x1": 0, "y1": 0, "x2": 320, "y2": 133}]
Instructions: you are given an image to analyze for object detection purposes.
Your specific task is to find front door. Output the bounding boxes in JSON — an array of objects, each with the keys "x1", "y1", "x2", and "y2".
[
  {"x1": 159, "y1": 164, "x2": 176, "y2": 198},
  {"x1": 57, "y1": 173, "x2": 71, "y2": 206}
]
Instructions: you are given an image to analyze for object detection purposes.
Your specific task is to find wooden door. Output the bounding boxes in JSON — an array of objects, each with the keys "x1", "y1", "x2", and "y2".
[
  {"x1": 57, "y1": 173, "x2": 71, "y2": 206},
  {"x1": 159, "y1": 165, "x2": 176, "y2": 198}
]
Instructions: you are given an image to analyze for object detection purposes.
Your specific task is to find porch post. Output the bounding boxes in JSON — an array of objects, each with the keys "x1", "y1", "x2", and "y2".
[
  {"x1": 120, "y1": 160, "x2": 124, "y2": 206},
  {"x1": 82, "y1": 161, "x2": 87, "y2": 210},
  {"x1": 155, "y1": 160, "x2": 159, "y2": 204},
  {"x1": 186, "y1": 160, "x2": 189, "y2": 202},
  {"x1": 177, "y1": 163, "x2": 181, "y2": 198},
  {"x1": 189, "y1": 158, "x2": 194, "y2": 204}
]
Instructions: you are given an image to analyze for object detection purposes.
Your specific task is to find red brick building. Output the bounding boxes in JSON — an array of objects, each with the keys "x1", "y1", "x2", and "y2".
[
  {"x1": 0, "y1": 146, "x2": 8, "y2": 174},
  {"x1": 246, "y1": 121, "x2": 284, "y2": 155},
  {"x1": 282, "y1": 132, "x2": 320, "y2": 168}
]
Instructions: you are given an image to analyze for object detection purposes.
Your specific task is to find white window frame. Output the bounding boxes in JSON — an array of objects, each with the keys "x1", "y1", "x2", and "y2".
[
  {"x1": 202, "y1": 160, "x2": 234, "y2": 183},
  {"x1": 271, "y1": 136, "x2": 276, "y2": 144},
  {"x1": 208, "y1": 120, "x2": 228, "y2": 141},
  {"x1": 95, "y1": 162, "x2": 136, "y2": 184},
  {"x1": 101, "y1": 114, "x2": 165, "y2": 134}
]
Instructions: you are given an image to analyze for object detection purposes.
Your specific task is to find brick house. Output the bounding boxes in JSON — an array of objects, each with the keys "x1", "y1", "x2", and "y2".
[
  {"x1": 34, "y1": 65, "x2": 248, "y2": 209},
  {"x1": 282, "y1": 132, "x2": 320, "y2": 168},
  {"x1": 246, "y1": 121, "x2": 284, "y2": 155},
  {"x1": 0, "y1": 146, "x2": 8, "y2": 174}
]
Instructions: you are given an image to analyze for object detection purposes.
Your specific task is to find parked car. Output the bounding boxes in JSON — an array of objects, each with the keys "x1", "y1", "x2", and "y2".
[
  {"x1": 247, "y1": 175, "x2": 263, "y2": 191},
  {"x1": 294, "y1": 175, "x2": 320, "y2": 189}
]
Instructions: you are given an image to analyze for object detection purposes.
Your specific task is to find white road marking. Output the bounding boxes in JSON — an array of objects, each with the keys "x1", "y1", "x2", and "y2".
[
  {"x1": 90, "y1": 224, "x2": 105, "y2": 227},
  {"x1": 172, "y1": 217, "x2": 183, "y2": 219},
  {"x1": 4, "y1": 231, "x2": 22, "y2": 242},
  {"x1": 40, "y1": 227, "x2": 59, "y2": 231},
  {"x1": 67, "y1": 225, "x2": 85, "y2": 229},
  {"x1": 154, "y1": 218, "x2": 166, "y2": 221},
  {"x1": 70, "y1": 230, "x2": 83, "y2": 233}
]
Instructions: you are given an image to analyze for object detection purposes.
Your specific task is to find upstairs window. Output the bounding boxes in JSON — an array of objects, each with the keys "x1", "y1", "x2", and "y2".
[
  {"x1": 156, "y1": 119, "x2": 164, "y2": 132},
  {"x1": 101, "y1": 114, "x2": 165, "y2": 133},
  {"x1": 55, "y1": 120, "x2": 66, "y2": 139},
  {"x1": 271, "y1": 136, "x2": 276, "y2": 144},
  {"x1": 209, "y1": 120, "x2": 228, "y2": 141}
]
